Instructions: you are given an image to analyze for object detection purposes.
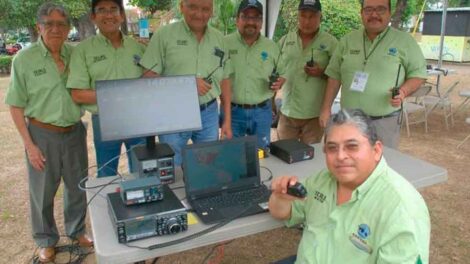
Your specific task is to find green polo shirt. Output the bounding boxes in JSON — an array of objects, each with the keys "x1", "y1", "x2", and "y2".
[
  {"x1": 325, "y1": 27, "x2": 427, "y2": 116},
  {"x1": 5, "y1": 38, "x2": 81, "y2": 127},
  {"x1": 279, "y1": 30, "x2": 338, "y2": 119},
  {"x1": 140, "y1": 20, "x2": 230, "y2": 104},
  {"x1": 224, "y1": 31, "x2": 280, "y2": 104},
  {"x1": 67, "y1": 33, "x2": 145, "y2": 114},
  {"x1": 287, "y1": 158, "x2": 430, "y2": 264}
]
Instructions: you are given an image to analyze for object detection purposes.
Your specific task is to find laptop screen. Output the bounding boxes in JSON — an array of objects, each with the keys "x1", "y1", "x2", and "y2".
[{"x1": 182, "y1": 136, "x2": 260, "y2": 197}]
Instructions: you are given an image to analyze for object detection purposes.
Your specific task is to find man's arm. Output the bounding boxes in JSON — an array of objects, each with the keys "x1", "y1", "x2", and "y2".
[
  {"x1": 390, "y1": 78, "x2": 425, "y2": 107},
  {"x1": 220, "y1": 78, "x2": 232, "y2": 139},
  {"x1": 71, "y1": 89, "x2": 96, "y2": 105},
  {"x1": 269, "y1": 175, "x2": 302, "y2": 220},
  {"x1": 9, "y1": 106, "x2": 45, "y2": 171},
  {"x1": 319, "y1": 78, "x2": 341, "y2": 128}
]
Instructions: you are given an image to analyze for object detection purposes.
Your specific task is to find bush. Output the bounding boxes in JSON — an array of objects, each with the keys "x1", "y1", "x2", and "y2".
[{"x1": 0, "y1": 56, "x2": 13, "y2": 74}]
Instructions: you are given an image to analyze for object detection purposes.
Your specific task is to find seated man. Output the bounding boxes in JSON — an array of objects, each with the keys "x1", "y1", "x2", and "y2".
[{"x1": 269, "y1": 108, "x2": 430, "y2": 264}]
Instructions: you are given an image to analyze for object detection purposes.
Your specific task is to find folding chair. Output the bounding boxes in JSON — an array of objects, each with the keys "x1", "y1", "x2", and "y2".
[
  {"x1": 457, "y1": 117, "x2": 470, "y2": 149},
  {"x1": 456, "y1": 90, "x2": 470, "y2": 113},
  {"x1": 402, "y1": 85, "x2": 432, "y2": 137},
  {"x1": 424, "y1": 81, "x2": 460, "y2": 130}
]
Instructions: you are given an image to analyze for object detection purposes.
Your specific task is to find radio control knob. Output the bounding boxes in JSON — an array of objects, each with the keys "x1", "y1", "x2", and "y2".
[{"x1": 167, "y1": 218, "x2": 181, "y2": 234}]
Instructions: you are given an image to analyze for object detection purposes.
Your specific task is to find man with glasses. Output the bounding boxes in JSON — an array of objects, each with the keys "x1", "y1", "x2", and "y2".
[
  {"x1": 5, "y1": 3, "x2": 92, "y2": 262},
  {"x1": 269, "y1": 109, "x2": 430, "y2": 264},
  {"x1": 67, "y1": 0, "x2": 146, "y2": 177},
  {"x1": 320, "y1": 0, "x2": 427, "y2": 148},
  {"x1": 140, "y1": 0, "x2": 232, "y2": 166},
  {"x1": 277, "y1": 0, "x2": 337, "y2": 145},
  {"x1": 223, "y1": 0, "x2": 285, "y2": 149}
]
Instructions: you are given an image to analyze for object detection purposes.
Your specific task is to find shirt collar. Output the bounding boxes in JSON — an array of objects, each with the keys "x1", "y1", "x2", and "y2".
[
  {"x1": 353, "y1": 156, "x2": 387, "y2": 200},
  {"x1": 97, "y1": 31, "x2": 125, "y2": 47},
  {"x1": 363, "y1": 26, "x2": 390, "y2": 43},
  {"x1": 38, "y1": 37, "x2": 68, "y2": 59},
  {"x1": 236, "y1": 30, "x2": 261, "y2": 47}
]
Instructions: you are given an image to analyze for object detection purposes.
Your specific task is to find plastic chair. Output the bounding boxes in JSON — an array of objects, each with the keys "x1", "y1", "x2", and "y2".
[
  {"x1": 424, "y1": 81, "x2": 460, "y2": 130},
  {"x1": 456, "y1": 90, "x2": 470, "y2": 113},
  {"x1": 457, "y1": 117, "x2": 470, "y2": 149},
  {"x1": 402, "y1": 85, "x2": 432, "y2": 137}
]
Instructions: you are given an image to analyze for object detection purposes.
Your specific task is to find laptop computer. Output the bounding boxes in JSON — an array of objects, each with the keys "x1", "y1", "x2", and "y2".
[{"x1": 182, "y1": 136, "x2": 271, "y2": 224}]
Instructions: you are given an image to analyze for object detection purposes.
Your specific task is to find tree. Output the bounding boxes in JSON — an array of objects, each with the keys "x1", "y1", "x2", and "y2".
[
  {"x1": 211, "y1": 0, "x2": 236, "y2": 35},
  {"x1": 128, "y1": 0, "x2": 172, "y2": 18}
]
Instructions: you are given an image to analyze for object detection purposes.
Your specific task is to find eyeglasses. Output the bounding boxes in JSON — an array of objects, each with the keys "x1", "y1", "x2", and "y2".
[
  {"x1": 95, "y1": 7, "x2": 121, "y2": 16},
  {"x1": 362, "y1": 6, "x2": 388, "y2": 16},
  {"x1": 40, "y1": 21, "x2": 69, "y2": 30},
  {"x1": 240, "y1": 15, "x2": 263, "y2": 22}
]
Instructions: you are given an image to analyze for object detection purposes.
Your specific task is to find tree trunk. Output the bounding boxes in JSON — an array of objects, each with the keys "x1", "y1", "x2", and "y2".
[
  {"x1": 28, "y1": 26, "x2": 38, "y2": 42},
  {"x1": 391, "y1": 0, "x2": 407, "y2": 29},
  {"x1": 75, "y1": 12, "x2": 96, "y2": 41}
]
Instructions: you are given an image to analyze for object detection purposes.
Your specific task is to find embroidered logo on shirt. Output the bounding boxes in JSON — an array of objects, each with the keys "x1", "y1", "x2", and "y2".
[
  {"x1": 286, "y1": 41, "x2": 296, "y2": 46},
  {"x1": 388, "y1": 47, "x2": 398, "y2": 56},
  {"x1": 261, "y1": 51, "x2": 268, "y2": 61},
  {"x1": 313, "y1": 190, "x2": 326, "y2": 203},
  {"x1": 93, "y1": 55, "x2": 107, "y2": 63},
  {"x1": 350, "y1": 49, "x2": 361, "y2": 55},
  {"x1": 349, "y1": 224, "x2": 373, "y2": 254},
  {"x1": 33, "y1": 68, "x2": 47, "y2": 77},
  {"x1": 229, "y1": 49, "x2": 238, "y2": 55},
  {"x1": 177, "y1": 40, "x2": 188, "y2": 46},
  {"x1": 416, "y1": 255, "x2": 423, "y2": 264}
]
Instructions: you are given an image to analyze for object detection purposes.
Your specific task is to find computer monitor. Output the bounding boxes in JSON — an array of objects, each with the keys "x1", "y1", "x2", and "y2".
[{"x1": 95, "y1": 75, "x2": 202, "y2": 142}]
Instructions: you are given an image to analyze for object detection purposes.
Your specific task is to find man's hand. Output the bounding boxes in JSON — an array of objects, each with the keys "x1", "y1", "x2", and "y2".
[
  {"x1": 270, "y1": 77, "x2": 286, "y2": 91},
  {"x1": 271, "y1": 175, "x2": 304, "y2": 201},
  {"x1": 220, "y1": 120, "x2": 233, "y2": 140},
  {"x1": 319, "y1": 108, "x2": 331, "y2": 128},
  {"x1": 196, "y1": 78, "x2": 212, "y2": 96},
  {"x1": 390, "y1": 87, "x2": 406, "y2": 108},
  {"x1": 26, "y1": 144, "x2": 46, "y2": 171},
  {"x1": 304, "y1": 64, "x2": 325, "y2": 78}
]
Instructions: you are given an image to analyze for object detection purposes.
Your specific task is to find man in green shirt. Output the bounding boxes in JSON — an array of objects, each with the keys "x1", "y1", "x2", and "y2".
[
  {"x1": 269, "y1": 108, "x2": 430, "y2": 264},
  {"x1": 5, "y1": 3, "x2": 92, "y2": 262},
  {"x1": 140, "y1": 0, "x2": 232, "y2": 165},
  {"x1": 224, "y1": 0, "x2": 285, "y2": 149},
  {"x1": 320, "y1": 0, "x2": 427, "y2": 148},
  {"x1": 67, "y1": 0, "x2": 146, "y2": 177},
  {"x1": 278, "y1": 0, "x2": 337, "y2": 144}
]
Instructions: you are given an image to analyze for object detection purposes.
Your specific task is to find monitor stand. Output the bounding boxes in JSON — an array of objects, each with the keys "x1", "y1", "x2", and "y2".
[{"x1": 130, "y1": 136, "x2": 176, "y2": 184}]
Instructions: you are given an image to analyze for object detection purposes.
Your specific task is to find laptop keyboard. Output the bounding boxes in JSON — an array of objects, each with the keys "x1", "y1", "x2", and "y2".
[{"x1": 197, "y1": 187, "x2": 271, "y2": 210}]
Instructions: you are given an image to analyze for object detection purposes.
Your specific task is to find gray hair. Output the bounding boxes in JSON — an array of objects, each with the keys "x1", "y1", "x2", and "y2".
[
  {"x1": 324, "y1": 109, "x2": 378, "y2": 146},
  {"x1": 37, "y1": 2, "x2": 71, "y2": 25}
]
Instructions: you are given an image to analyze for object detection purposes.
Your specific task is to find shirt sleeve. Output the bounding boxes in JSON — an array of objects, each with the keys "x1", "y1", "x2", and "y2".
[
  {"x1": 67, "y1": 45, "x2": 92, "y2": 90},
  {"x1": 403, "y1": 34, "x2": 427, "y2": 80},
  {"x1": 140, "y1": 27, "x2": 165, "y2": 75},
  {"x1": 325, "y1": 36, "x2": 346, "y2": 80},
  {"x1": 4, "y1": 55, "x2": 28, "y2": 107}
]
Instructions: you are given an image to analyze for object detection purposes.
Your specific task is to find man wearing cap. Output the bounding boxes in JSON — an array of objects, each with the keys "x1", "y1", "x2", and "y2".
[
  {"x1": 5, "y1": 3, "x2": 92, "y2": 262},
  {"x1": 277, "y1": 0, "x2": 337, "y2": 144},
  {"x1": 224, "y1": 0, "x2": 285, "y2": 149},
  {"x1": 140, "y1": 0, "x2": 232, "y2": 166},
  {"x1": 320, "y1": 0, "x2": 426, "y2": 148},
  {"x1": 67, "y1": 0, "x2": 146, "y2": 177}
]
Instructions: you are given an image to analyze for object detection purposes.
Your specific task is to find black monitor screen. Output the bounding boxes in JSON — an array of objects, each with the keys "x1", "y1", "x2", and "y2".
[
  {"x1": 96, "y1": 76, "x2": 202, "y2": 141},
  {"x1": 182, "y1": 136, "x2": 260, "y2": 196}
]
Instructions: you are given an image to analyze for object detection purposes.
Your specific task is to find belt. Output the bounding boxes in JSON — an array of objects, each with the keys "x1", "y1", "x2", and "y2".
[
  {"x1": 231, "y1": 99, "x2": 269, "y2": 109},
  {"x1": 368, "y1": 110, "x2": 401, "y2": 120},
  {"x1": 28, "y1": 118, "x2": 76, "y2": 133},
  {"x1": 199, "y1": 98, "x2": 217, "y2": 111}
]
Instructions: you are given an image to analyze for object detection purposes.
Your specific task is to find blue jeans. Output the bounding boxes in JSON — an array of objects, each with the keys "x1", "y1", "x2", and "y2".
[
  {"x1": 92, "y1": 114, "x2": 146, "y2": 177},
  {"x1": 231, "y1": 100, "x2": 272, "y2": 149},
  {"x1": 159, "y1": 101, "x2": 219, "y2": 166}
]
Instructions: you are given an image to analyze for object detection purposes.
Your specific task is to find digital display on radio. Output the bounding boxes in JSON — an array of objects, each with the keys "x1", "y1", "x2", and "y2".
[{"x1": 126, "y1": 218, "x2": 155, "y2": 236}]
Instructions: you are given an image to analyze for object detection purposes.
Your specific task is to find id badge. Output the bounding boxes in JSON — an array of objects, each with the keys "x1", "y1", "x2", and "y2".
[{"x1": 350, "y1": 71, "x2": 369, "y2": 92}]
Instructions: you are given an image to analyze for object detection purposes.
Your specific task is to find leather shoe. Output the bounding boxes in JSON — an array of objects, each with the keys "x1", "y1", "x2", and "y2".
[
  {"x1": 38, "y1": 247, "x2": 55, "y2": 263},
  {"x1": 77, "y1": 234, "x2": 94, "y2": 247}
]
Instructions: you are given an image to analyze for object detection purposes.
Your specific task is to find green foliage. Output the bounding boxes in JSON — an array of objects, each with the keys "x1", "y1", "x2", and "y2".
[
  {"x1": 279, "y1": 0, "x2": 361, "y2": 40},
  {"x1": 211, "y1": 0, "x2": 237, "y2": 35},
  {"x1": 0, "y1": 55, "x2": 12, "y2": 72},
  {"x1": 129, "y1": 0, "x2": 172, "y2": 17}
]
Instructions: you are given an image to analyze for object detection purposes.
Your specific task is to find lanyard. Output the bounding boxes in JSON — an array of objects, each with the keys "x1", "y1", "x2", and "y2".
[{"x1": 362, "y1": 27, "x2": 390, "y2": 66}]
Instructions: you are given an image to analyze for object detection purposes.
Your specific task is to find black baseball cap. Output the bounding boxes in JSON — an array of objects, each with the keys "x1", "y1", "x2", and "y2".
[
  {"x1": 238, "y1": 0, "x2": 263, "y2": 15},
  {"x1": 298, "y1": 0, "x2": 322, "y2": 11}
]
